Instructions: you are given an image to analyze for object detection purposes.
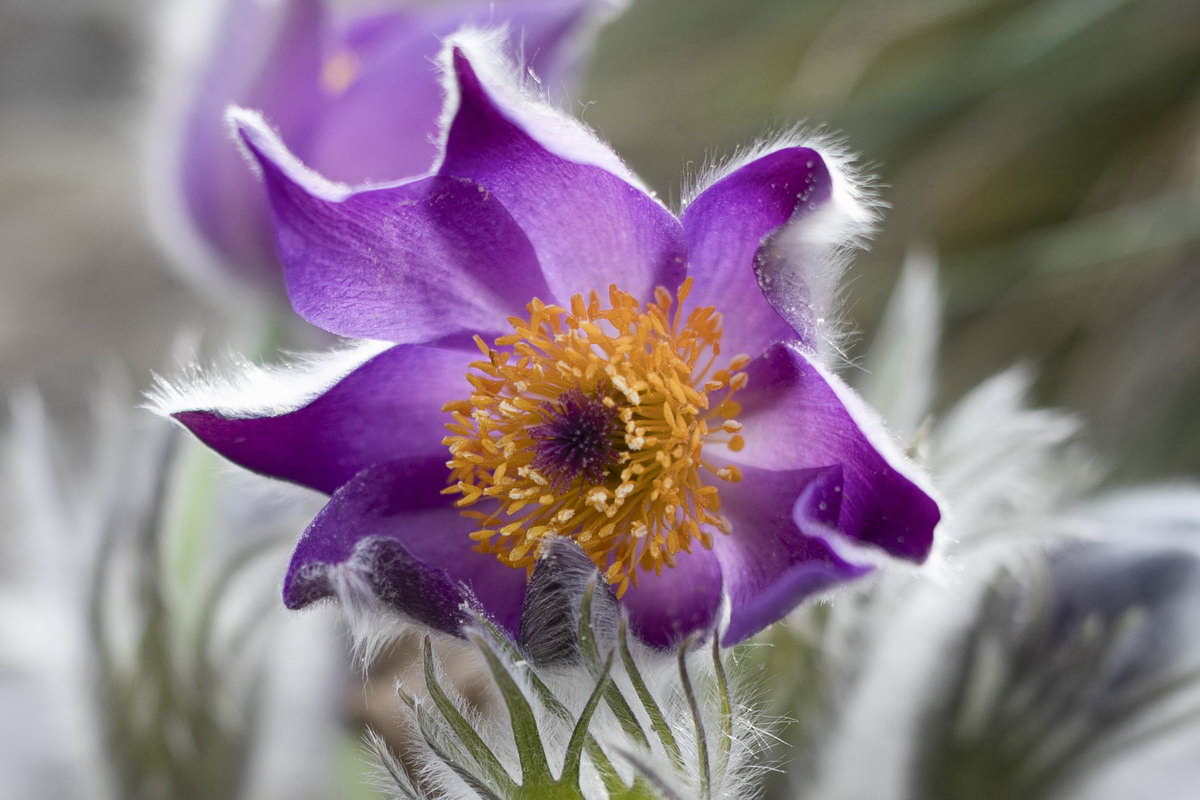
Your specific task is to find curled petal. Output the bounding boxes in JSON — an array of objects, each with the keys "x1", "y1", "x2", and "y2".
[
  {"x1": 232, "y1": 109, "x2": 549, "y2": 343},
  {"x1": 682, "y1": 146, "x2": 833, "y2": 357},
  {"x1": 437, "y1": 34, "x2": 687, "y2": 303},
  {"x1": 158, "y1": 343, "x2": 473, "y2": 495},
  {"x1": 685, "y1": 136, "x2": 876, "y2": 356},
  {"x1": 726, "y1": 344, "x2": 941, "y2": 562},
  {"x1": 285, "y1": 458, "x2": 527, "y2": 637}
]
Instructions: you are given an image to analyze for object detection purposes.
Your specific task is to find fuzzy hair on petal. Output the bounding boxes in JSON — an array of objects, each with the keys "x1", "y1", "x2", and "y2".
[
  {"x1": 146, "y1": 338, "x2": 393, "y2": 421},
  {"x1": 320, "y1": 556, "x2": 439, "y2": 669},
  {"x1": 685, "y1": 128, "x2": 881, "y2": 364},
  {"x1": 433, "y1": 27, "x2": 659, "y2": 200}
]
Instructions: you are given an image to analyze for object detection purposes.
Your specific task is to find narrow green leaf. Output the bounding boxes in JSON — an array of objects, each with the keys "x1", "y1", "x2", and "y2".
[
  {"x1": 577, "y1": 579, "x2": 601, "y2": 663},
  {"x1": 679, "y1": 638, "x2": 711, "y2": 800},
  {"x1": 561, "y1": 652, "x2": 615, "y2": 788},
  {"x1": 619, "y1": 620, "x2": 683, "y2": 770},
  {"x1": 469, "y1": 631, "x2": 555, "y2": 786},
  {"x1": 612, "y1": 747, "x2": 689, "y2": 800},
  {"x1": 414, "y1": 704, "x2": 506, "y2": 800},
  {"x1": 711, "y1": 634, "x2": 733, "y2": 768},
  {"x1": 579, "y1": 581, "x2": 649, "y2": 749},
  {"x1": 469, "y1": 613, "x2": 628, "y2": 794},
  {"x1": 422, "y1": 637, "x2": 517, "y2": 796},
  {"x1": 396, "y1": 684, "x2": 417, "y2": 711}
]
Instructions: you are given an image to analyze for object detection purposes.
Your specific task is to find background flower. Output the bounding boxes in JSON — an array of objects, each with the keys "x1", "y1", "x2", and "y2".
[{"x1": 149, "y1": 0, "x2": 625, "y2": 296}]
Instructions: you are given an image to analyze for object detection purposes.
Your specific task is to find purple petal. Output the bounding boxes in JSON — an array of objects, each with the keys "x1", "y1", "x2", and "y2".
[
  {"x1": 726, "y1": 344, "x2": 941, "y2": 561},
  {"x1": 284, "y1": 458, "x2": 527, "y2": 637},
  {"x1": 715, "y1": 464, "x2": 871, "y2": 645},
  {"x1": 310, "y1": 0, "x2": 610, "y2": 183},
  {"x1": 176, "y1": 0, "x2": 326, "y2": 286},
  {"x1": 682, "y1": 147, "x2": 833, "y2": 357},
  {"x1": 438, "y1": 40, "x2": 687, "y2": 304},
  {"x1": 171, "y1": 343, "x2": 473, "y2": 495},
  {"x1": 621, "y1": 547, "x2": 723, "y2": 648},
  {"x1": 520, "y1": 537, "x2": 617, "y2": 665},
  {"x1": 233, "y1": 111, "x2": 548, "y2": 342}
]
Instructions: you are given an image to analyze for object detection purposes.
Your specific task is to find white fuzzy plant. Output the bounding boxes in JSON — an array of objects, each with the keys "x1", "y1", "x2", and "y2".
[
  {"x1": 779, "y1": 253, "x2": 1200, "y2": 800},
  {"x1": 366, "y1": 541, "x2": 770, "y2": 800},
  {"x1": 0, "y1": 379, "x2": 341, "y2": 800}
]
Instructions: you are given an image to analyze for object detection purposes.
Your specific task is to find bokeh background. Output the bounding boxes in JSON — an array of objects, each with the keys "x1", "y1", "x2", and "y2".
[
  {"x1": 3, "y1": 0, "x2": 1199, "y2": 481},
  {"x1": 2, "y1": 1, "x2": 1200, "y2": 798}
]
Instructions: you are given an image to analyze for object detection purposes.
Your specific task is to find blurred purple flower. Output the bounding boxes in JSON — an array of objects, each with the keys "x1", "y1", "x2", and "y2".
[
  {"x1": 161, "y1": 0, "x2": 620, "y2": 293},
  {"x1": 155, "y1": 33, "x2": 940, "y2": 648}
]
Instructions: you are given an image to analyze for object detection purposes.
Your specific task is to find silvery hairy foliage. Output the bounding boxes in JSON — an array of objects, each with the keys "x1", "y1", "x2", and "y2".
[
  {"x1": 368, "y1": 540, "x2": 770, "y2": 800},
  {"x1": 774, "y1": 254, "x2": 1200, "y2": 800},
  {"x1": 0, "y1": 377, "x2": 341, "y2": 800}
]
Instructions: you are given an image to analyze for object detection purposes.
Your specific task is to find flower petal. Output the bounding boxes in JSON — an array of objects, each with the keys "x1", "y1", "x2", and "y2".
[
  {"x1": 725, "y1": 343, "x2": 941, "y2": 561},
  {"x1": 715, "y1": 464, "x2": 871, "y2": 645},
  {"x1": 284, "y1": 458, "x2": 527, "y2": 637},
  {"x1": 231, "y1": 109, "x2": 549, "y2": 343},
  {"x1": 437, "y1": 35, "x2": 687, "y2": 303},
  {"x1": 621, "y1": 547, "x2": 723, "y2": 648},
  {"x1": 171, "y1": 0, "x2": 326, "y2": 287},
  {"x1": 682, "y1": 146, "x2": 833, "y2": 357},
  {"x1": 166, "y1": 343, "x2": 473, "y2": 495},
  {"x1": 684, "y1": 140, "x2": 875, "y2": 355},
  {"x1": 310, "y1": 0, "x2": 615, "y2": 183},
  {"x1": 519, "y1": 537, "x2": 618, "y2": 665}
]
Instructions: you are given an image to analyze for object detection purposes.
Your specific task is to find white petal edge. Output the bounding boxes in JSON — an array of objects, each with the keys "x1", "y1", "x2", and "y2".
[
  {"x1": 146, "y1": 339, "x2": 393, "y2": 420},
  {"x1": 226, "y1": 105, "x2": 357, "y2": 201}
]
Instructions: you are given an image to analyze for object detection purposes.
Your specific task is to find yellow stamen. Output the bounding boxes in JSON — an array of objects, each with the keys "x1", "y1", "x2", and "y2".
[{"x1": 442, "y1": 279, "x2": 748, "y2": 596}]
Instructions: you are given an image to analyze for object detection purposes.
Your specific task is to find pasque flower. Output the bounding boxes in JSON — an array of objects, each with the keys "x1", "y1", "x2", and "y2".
[
  {"x1": 158, "y1": 0, "x2": 620, "y2": 292},
  {"x1": 155, "y1": 31, "x2": 940, "y2": 648}
]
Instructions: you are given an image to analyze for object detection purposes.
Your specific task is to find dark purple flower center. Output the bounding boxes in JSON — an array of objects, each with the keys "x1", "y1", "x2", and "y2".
[{"x1": 530, "y1": 387, "x2": 621, "y2": 492}]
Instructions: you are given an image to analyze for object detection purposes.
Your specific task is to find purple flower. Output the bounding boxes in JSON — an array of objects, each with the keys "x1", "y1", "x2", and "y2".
[
  {"x1": 156, "y1": 32, "x2": 940, "y2": 648},
  {"x1": 157, "y1": 0, "x2": 620, "y2": 293}
]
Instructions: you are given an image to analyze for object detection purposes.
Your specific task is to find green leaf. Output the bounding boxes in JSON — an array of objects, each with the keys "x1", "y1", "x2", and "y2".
[
  {"x1": 414, "y1": 704, "x2": 506, "y2": 800},
  {"x1": 365, "y1": 729, "x2": 423, "y2": 800},
  {"x1": 470, "y1": 612, "x2": 631, "y2": 794},
  {"x1": 560, "y1": 651, "x2": 615, "y2": 788},
  {"x1": 711, "y1": 633, "x2": 733, "y2": 768},
  {"x1": 579, "y1": 580, "x2": 649, "y2": 749},
  {"x1": 619, "y1": 620, "x2": 683, "y2": 771},
  {"x1": 422, "y1": 637, "x2": 518, "y2": 796},
  {"x1": 612, "y1": 747, "x2": 688, "y2": 800},
  {"x1": 469, "y1": 631, "x2": 555, "y2": 787},
  {"x1": 678, "y1": 638, "x2": 711, "y2": 800}
]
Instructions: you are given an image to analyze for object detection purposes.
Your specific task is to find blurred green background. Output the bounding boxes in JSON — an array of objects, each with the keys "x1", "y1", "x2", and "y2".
[
  {"x1": 2, "y1": 0, "x2": 1198, "y2": 481},
  {"x1": 586, "y1": 0, "x2": 1200, "y2": 483}
]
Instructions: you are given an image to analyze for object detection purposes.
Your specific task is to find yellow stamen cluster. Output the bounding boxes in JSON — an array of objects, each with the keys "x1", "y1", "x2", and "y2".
[{"x1": 441, "y1": 279, "x2": 748, "y2": 597}]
